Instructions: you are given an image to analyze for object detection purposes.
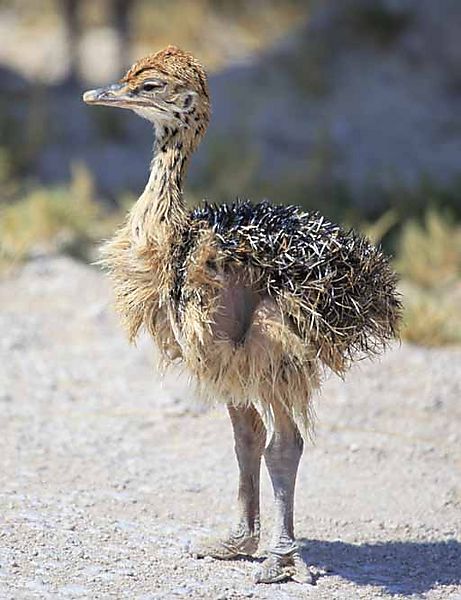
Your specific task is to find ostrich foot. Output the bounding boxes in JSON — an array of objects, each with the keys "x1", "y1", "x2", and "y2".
[
  {"x1": 193, "y1": 529, "x2": 259, "y2": 559},
  {"x1": 255, "y1": 548, "x2": 313, "y2": 584}
]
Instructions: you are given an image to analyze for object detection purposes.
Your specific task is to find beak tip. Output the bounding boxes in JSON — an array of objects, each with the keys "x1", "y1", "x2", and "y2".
[
  {"x1": 82, "y1": 84, "x2": 132, "y2": 107},
  {"x1": 82, "y1": 89, "x2": 98, "y2": 104}
]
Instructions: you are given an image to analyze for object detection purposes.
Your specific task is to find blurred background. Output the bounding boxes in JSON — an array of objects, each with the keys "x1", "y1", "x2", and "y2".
[{"x1": 0, "y1": 0, "x2": 460, "y2": 345}]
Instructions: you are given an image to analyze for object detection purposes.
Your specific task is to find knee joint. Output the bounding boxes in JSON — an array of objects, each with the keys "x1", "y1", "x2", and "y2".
[{"x1": 265, "y1": 429, "x2": 303, "y2": 461}]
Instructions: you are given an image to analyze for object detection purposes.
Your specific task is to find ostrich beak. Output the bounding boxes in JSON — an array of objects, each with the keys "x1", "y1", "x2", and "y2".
[{"x1": 83, "y1": 83, "x2": 135, "y2": 108}]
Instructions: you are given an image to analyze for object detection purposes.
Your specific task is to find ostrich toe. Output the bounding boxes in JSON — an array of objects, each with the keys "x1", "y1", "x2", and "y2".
[
  {"x1": 255, "y1": 549, "x2": 313, "y2": 584},
  {"x1": 193, "y1": 530, "x2": 259, "y2": 559}
]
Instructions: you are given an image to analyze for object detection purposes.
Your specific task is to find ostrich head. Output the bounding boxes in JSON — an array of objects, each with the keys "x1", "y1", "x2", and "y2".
[{"x1": 83, "y1": 46, "x2": 210, "y2": 151}]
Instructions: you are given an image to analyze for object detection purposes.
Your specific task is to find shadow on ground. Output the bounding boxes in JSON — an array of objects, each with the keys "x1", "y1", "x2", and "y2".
[{"x1": 299, "y1": 538, "x2": 461, "y2": 596}]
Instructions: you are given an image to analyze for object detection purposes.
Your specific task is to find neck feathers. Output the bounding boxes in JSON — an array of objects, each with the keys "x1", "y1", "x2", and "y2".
[
  {"x1": 129, "y1": 100, "x2": 209, "y2": 244},
  {"x1": 148, "y1": 133, "x2": 189, "y2": 221},
  {"x1": 130, "y1": 126, "x2": 190, "y2": 241}
]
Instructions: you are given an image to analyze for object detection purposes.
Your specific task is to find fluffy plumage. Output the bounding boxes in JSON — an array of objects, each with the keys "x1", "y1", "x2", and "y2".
[
  {"x1": 189, "y1": 200, "x2": 400, "y2": 367},
  {"x1": 102, "y1": 198, "x2": 400, "y2": 432}
]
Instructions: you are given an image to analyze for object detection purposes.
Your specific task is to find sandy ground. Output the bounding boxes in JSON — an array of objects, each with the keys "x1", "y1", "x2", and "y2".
[{"x1": 0, "y1": 256, "x2": 460, "y2": 600}]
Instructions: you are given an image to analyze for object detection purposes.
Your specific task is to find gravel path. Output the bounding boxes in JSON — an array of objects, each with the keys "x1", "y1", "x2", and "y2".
[{"x1": 0, "y1": 257, "x2": 460, "y2": 600}]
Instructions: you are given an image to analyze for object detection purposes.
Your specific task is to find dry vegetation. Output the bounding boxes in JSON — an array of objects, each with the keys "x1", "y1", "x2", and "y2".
[
  {"x1": 1, "y1": 168, "x2": 459, "y2": 347},
  {"x1": 396, "y1": 212, "x2": 461, "y2": 346},
  {"x1": 0, "y1": 165, "x2": 100, "y2": 269}
]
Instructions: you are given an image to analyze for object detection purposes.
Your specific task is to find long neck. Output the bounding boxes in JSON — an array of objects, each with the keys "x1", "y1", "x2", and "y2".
[{"x1": 130, "y1": 130, "x2": 190, "y2": 242}]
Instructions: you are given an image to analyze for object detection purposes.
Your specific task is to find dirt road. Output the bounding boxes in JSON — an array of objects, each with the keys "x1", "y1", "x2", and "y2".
[{"x1": 0, "y1": 257, "x2": 460, "y2": 599}]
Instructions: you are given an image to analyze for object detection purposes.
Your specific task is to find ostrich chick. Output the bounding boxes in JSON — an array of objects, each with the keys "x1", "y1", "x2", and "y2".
[{"x1": 83, "y1": 46, "x2": 400, "y2": 584}]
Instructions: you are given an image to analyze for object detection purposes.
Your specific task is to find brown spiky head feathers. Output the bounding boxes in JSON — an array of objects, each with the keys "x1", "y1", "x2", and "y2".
[
  {"x1": 83, "y1": 46, "x2": 210, "y2": 146},
  {"x1": 122, "y1": 46, "x2": 208, "y2": 100}
]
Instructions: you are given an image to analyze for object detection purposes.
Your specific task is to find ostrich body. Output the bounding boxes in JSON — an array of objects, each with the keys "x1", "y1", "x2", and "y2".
[{"x1": 83, "y1": 46, "x2": 400, "y2": 584}]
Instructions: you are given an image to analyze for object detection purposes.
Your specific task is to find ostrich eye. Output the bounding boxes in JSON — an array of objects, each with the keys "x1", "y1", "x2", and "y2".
[{"x1": 142, "y1": 81, "x2": 163, "y2": 92}]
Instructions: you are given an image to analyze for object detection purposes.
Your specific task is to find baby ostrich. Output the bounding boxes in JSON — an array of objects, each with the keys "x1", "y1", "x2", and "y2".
[{"x1": 83, "y1": 46, "x2": 400, "y2": 584}]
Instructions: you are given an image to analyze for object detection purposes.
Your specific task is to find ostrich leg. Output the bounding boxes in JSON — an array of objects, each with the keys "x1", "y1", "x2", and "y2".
[
  {"x1": 255, "y1": 404, "x2": 313, "y2": 584},
  {"x1": 195, "y1": 403, "x2": 266, "y2": 558}
]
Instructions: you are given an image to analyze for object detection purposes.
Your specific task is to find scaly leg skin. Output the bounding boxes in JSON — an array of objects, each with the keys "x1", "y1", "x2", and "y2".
[
  {"x1": 255, "y1": 404, "x2": 313, "y2": 584},
  {"x1": 194, "y1": 403, "x2": 266, "y2": 559}
]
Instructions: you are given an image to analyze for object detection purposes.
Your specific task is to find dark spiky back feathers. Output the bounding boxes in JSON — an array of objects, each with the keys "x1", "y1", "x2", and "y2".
[{"x1": 190, "y1": 200, "x2": 401, "y2": 370}]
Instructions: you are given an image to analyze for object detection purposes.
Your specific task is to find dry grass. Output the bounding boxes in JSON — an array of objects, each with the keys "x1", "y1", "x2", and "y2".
[
  {"x1": 358, "y1": 210, "x2": 399, "y2": 245},
  {"x1": 397, "y1": 210, "x2": 461, "y2": 288},
  {"x1": 401, "y1": 284, "x2": 461, "y2": 346},
  {"x1": 0, "y1": 164, "x2": 116, "y2": 270},
  {"x1": 396, "y1": 211, "x2": 461, "y2": 346},
  {"x1": 354, "y1": 209, "x2": 461, "y2": 346},
  {"x1": 1, "y1": 185, "x2": 460, "y2": 347}
]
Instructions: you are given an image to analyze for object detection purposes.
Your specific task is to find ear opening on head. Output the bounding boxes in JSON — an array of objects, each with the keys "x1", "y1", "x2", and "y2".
[{"x1": 183, "y1": 93, "x2": 196, "y2": 111}]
